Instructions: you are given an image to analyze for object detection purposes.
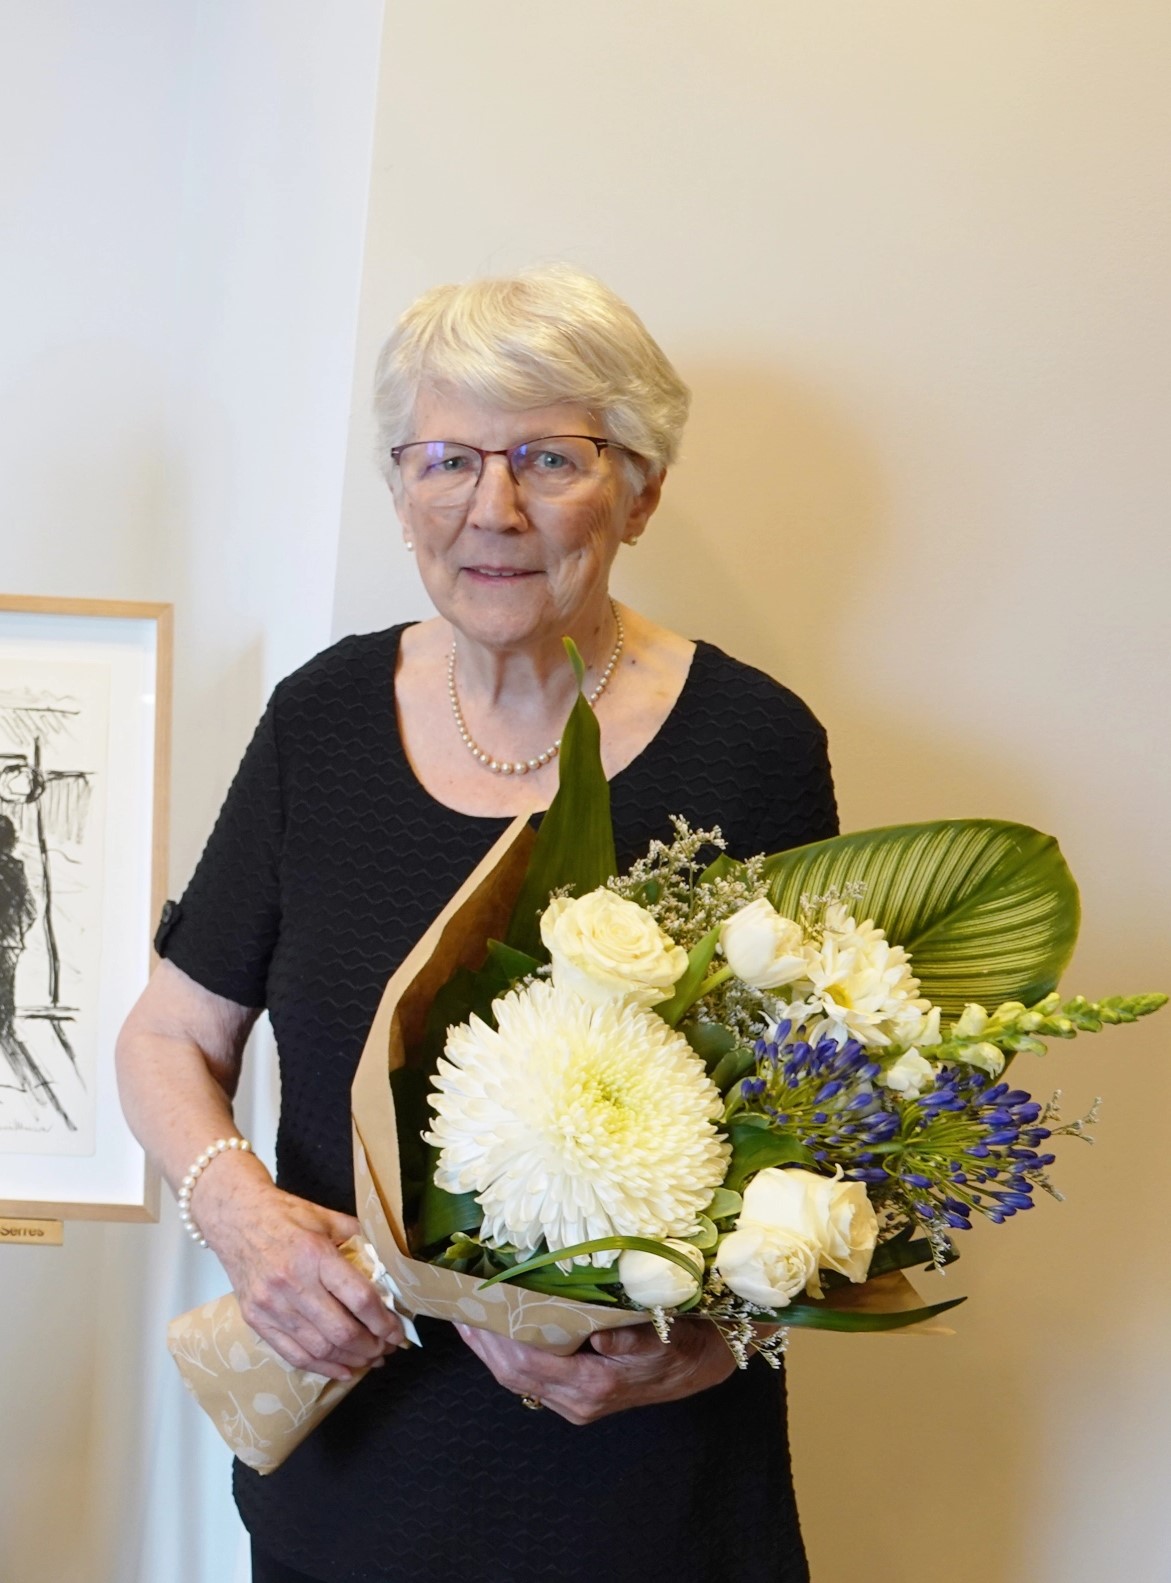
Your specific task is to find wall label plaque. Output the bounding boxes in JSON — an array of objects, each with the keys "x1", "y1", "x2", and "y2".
[{"x1": 0, "y1": 1216, "x2": 64, "y2": 1245}]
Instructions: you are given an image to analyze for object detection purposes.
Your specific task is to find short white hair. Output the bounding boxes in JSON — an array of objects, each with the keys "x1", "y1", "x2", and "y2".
[{"x1": 372, "y1": 264, "x2": 690, "y2": 482}]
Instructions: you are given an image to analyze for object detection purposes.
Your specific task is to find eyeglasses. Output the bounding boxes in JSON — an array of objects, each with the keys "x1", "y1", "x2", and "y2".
[{"x1": 389, "y1": 434, "x2": 637, "y2": 504}]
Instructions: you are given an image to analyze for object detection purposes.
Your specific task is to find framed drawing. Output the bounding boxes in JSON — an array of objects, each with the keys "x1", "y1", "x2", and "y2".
[{"x1": 0, "y1": 596, "x2": 171, "y2": 1221}]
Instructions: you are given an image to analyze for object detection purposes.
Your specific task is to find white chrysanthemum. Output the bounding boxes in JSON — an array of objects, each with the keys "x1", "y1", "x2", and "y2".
[
  {"x1": 802, "y1": 906, "x2": 930, "y2": 1048},
  {"x1": 425, "y1": 980, "x2": 730, "y2": 1266}
]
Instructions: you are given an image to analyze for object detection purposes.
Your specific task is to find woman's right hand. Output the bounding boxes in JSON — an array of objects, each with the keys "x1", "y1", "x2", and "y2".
[{"x1": 192, "y1": 1151, "x2": 406, "y2": 1380}]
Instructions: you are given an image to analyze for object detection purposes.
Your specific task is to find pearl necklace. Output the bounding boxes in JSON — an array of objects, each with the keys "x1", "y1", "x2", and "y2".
[{"x1": 447, "y1": 603, "x2": 624, "y2": 776}]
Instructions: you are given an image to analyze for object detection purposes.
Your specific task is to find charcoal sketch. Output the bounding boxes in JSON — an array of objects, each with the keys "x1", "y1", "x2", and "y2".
[{"x1": 0, "y1": 661, "x2": 109, "y2": 1155}]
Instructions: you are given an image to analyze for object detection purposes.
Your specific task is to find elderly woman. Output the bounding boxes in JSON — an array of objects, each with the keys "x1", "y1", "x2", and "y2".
[{"x1": 117, "y1": 267, "x2": 837, "y2": 1583}]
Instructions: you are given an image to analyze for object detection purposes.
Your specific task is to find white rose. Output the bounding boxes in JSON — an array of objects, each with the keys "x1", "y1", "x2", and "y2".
[
  {"x1": 715, "y1": 1224, "x2": 819, "y2": 1308},
  {"x1": 719, "y1": 899, "x2": 809, "y2": 990},
  {"x1": 819, "y1": 1176, "x2": 880, "y2": 1284},
  {"x1": 955, "y1": 1040, "x2": 1005, "y2": 1078},
  {"x1": 880, "y1": 1049, "x2": 936, "y2": 1099},
  {"x1": 618, "y1": 1240, "x2": 705, "y2": 1308},
  {"x1": 540, "y1": 889, "x2": 688, "y2": 1008},
  {"x1": 737, "y1": 1166, "x2": 878, "y2": 1296}
]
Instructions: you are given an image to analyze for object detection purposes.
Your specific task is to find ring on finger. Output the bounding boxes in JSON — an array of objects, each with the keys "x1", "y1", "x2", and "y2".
[{"x1": 519, "y1": 1394, "x2": 544, "y2": 1411}]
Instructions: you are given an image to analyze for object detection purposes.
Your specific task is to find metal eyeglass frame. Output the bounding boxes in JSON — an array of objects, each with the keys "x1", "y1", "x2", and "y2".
[{"x1": 389, "y1": 434, "x2": 639, "y2": 487}]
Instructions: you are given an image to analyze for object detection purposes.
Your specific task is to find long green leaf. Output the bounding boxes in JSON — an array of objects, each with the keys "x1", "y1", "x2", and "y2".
[
  {"x1": 762, "y1": 820, "x2": 1080, "y2": 1016},
  {"x1": 478, "y1": 1234, "x2": 701, "y2": 1289},
  {"x1": 504, "y1": 638, "x2": 618, "y2": 958},
  {"x1": 867, "y1": 1228, "x2": 956, "y2": 1277},
  {"x1": 758, "y1": 1294, "x2": 966, "y2": 1332},
  {"x1": 653, "y1": 927, "x2": 721, "y2": 1026}
]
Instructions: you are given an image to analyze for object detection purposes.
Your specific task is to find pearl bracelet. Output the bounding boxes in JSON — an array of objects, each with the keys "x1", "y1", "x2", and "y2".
[{"x1": 177, "y1": 1136, "x2": 252, "y2": 1247}]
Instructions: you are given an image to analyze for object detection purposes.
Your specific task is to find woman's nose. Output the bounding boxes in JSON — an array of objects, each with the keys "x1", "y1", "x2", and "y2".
[{"x1": 466, "y1": 454, "x2": 529, "y2": 530}]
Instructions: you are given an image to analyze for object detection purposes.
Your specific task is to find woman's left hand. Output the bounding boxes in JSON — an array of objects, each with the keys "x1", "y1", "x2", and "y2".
[{"x1": 455, "y1": 1316, "x2": 737, "y2": 1424}]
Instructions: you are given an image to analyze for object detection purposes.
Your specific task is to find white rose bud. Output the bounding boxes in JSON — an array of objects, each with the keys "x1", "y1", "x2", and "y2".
[
  {"x1": 715, "y1": 1224, "x2": 819, "y2": 1309},
  {"x1": 880, "y1": 1049, "x2": 936, "y2": 1099},
  {"x1": 955, "y1": 1041, "x2": 1005, "y2": 1078},
  {"x1": 540, "y1": 890, "x2": 689, "y2": 1008},
  {"x1": 618, "y1": 1240, "x2": 705, "y2": 1309},
  {"x1": 719, "y1": 898, "x2": 809, "y2": 990}
]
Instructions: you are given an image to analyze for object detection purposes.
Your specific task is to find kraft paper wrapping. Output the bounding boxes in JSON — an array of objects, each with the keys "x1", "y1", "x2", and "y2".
[
  {"x1": 168, "y1": 815, "x2": 946, "y2": 1474},
  {"x1": 168, "y1": 817, "x2": 648, "y2": 1474}
]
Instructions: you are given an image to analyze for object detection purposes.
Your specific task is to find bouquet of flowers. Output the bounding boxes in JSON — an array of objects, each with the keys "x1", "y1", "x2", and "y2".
[
  {"x1": 169, "y1": 644, "x2": 1164, "y2": 1468},
  {"x1": 406, "y1": 646, "x2": 1164, "y2": 1361}
]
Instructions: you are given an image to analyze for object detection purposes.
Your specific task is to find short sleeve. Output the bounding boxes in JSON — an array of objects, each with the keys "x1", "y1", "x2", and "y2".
[
  {"x1": 743, "y1": 708, "x2": 839, "y2": 855},
  {"x1": 155, "y1": 696, "x2": 284, "y2": 1008}
]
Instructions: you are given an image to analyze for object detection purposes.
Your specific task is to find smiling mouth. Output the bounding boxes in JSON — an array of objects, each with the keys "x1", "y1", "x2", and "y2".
[{"x1": 465, "y1": 567, "x2": 539, "y2": 578}]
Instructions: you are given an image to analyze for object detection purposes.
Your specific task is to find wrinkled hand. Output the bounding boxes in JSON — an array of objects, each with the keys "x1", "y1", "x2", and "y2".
[
  {"x1": 194, "y1": 1155, "x2": 406, "y2": 1380},
  {"x1": 456, "y1": 1315, "x2": 737, "y2": 1424}
]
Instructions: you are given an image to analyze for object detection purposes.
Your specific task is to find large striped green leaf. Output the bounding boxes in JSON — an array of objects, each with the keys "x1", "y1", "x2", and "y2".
[{"x1": 762, "y1": 821, "x2": 1080, "y2": 1017}]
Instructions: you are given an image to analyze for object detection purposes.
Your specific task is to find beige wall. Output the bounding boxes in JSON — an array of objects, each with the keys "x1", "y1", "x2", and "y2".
[
  {"x1": 0, "y1": 5, "x2": 383, "y2": 1579},
  {"x1": 336, "y1": 5, "x2": 1171, "y2": 1579}
]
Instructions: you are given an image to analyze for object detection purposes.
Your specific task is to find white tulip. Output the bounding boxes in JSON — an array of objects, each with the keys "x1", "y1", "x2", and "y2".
[
  {"x1": 618, "y1": 1240, "x2": 705, "y2": 1308},
  {"x1": 719, "y1": 899, "x2": 809, "y2": 990}
]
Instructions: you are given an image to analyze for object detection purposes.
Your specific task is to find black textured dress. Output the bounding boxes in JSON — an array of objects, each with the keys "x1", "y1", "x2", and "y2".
[{"x1": 157, "y1": 627, "x2": 837, "y2": 1583}]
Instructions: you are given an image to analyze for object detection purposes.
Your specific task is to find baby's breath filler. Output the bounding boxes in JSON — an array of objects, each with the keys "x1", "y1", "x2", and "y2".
[{"x1": 608, "y1": 818, "x2": 768, "y2": 950}]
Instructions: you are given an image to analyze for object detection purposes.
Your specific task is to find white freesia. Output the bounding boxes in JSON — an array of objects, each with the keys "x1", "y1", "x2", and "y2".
[
  {"x1": 426, "y1": 980, "x2": 728, "y2": 1264},
  {"x1": 715, "y1": 1224, "x2": 819, "y2": 1308},
  {"x1": 619, "y1": 1240, "x2": 705, "y2": 1308},
  {"x1": 880, "y1": 1049, "x2": 936, "y2": 1099},
  {"x1": 540, "y1": 889, "x2": 688, "y2": 1008},
  {"x1": 731, "y1": 1166, "x2": 879, "y2": 1298},
  {"x1": 955, "y1": 1040, "x2": 1006, "y2": 1078},
  {"x1": 719, "y1": 899, "x2": 809, "y2": 989}
]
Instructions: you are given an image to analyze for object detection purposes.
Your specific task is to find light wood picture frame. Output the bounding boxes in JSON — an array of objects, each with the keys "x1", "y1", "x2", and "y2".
[{"x1": 0, "y1": 596, "x2": 171, "y2": 1221}]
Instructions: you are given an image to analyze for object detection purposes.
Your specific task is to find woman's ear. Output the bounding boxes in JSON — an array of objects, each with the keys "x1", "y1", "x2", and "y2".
[{"x1": 623, "y1": 468, "x2": 665, "y2": 545}]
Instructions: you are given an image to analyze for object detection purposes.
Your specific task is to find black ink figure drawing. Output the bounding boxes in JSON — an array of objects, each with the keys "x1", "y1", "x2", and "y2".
[{"x1": 0, "y1": 695, "x2": 95, "y2": 1137}]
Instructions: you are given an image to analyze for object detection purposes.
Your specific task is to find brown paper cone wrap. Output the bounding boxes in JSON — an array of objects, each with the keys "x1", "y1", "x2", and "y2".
[
  {"x1": 167, "y1": 1236, "x2": 381, "y2": 1473},
  {"x1": 169, "y1": 815, "x2": 945, "y2": 1472},
  {"x1": 168, "y1": 817, "x2": 648, "y2": 1473}
]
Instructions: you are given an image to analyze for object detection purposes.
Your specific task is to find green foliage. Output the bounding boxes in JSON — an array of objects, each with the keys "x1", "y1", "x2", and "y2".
[
  {"x1": 756, "y1": 1293, "x2": 967, "y2": 1332},
  {"x1": 867, "y1": 1225, "x2": 958, "y2": 1277},
  {"x1": 417, "y1": 939, "x2": 541, "y2": 1080},
  {"x1": 763, "y1": 820, "x2": 1082, "y2": 1016},
  {"x1": 389, "y1": 1065, "x2": 429, "y2": 1224},
  {"x1": 683, "y1": 1021, "x2": 737, "y2": 1073},
  {"x1": 702, "y1": 1186, "x2": 743, "y2": 1222},
  {"x1": 504, "y1": 638, "x2": 617, "y2": 957},
  {"x1": 653, "y1": 927, "x2": 721, "y2": 1026},
  {"x1": 709, "y1": 1045, "x2": 757, "y2": 1095},
  {"x1": 478, "y1": 1234, "x2": 704, "y2": 1289},
  {"x1": 722, "y1": 1123, "x2": 813, "y2": 1194},
  {"x1": 417, "y1": 1151, "x2": 481, "y2": 1251}
]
